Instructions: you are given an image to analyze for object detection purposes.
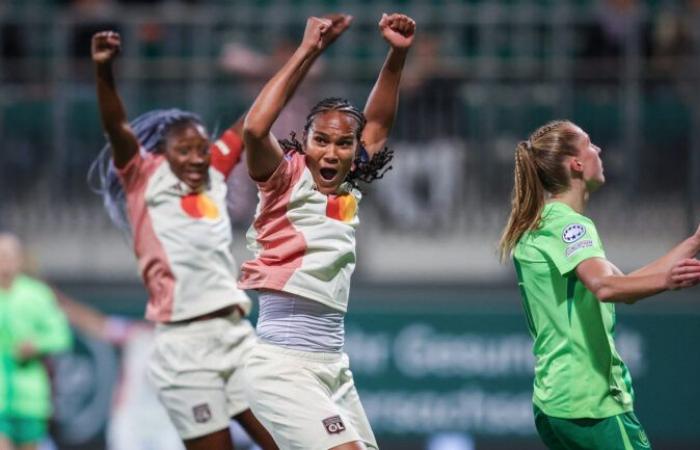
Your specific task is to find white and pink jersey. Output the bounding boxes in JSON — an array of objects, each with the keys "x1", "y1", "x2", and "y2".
[
  {"x1": 239, "y1": 152, "x2": 361, "y2": 313},
  {"x1": 118, "y1": 129, "x2": 251, "y2": 323}
]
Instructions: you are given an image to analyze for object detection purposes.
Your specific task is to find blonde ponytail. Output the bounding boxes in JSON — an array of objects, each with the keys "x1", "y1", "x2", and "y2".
[{"x1": 498, "y1": 120, "x2": 582, "y2": 261}]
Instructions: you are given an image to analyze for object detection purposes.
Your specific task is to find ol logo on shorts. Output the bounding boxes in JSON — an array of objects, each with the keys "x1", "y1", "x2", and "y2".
[
  {"x1": 322, "y1": 415, "x2": 346, "y2": 435},
  {"x1": 192, "y1": 403, "x2": 212, "y2": 424}
]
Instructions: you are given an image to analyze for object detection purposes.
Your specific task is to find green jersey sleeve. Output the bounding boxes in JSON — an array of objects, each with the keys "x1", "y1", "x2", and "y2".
[
  {"x1": 539, "y1": 213, "x2": 606, "y2": 276},
  {"x1": 30, "y1": 281, "x2": 72, "y2": 355}
]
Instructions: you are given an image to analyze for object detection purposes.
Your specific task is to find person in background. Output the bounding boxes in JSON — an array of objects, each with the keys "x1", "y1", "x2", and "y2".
[
  {"x1": 499, "y1": 120, "x2": 700, "y2": 450},
  {"x1": 0, "y1": 233, "x2": 71, "y2": 450}
]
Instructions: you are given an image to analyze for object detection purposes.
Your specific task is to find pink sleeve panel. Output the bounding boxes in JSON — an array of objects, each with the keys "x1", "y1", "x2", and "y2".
[
  {"x1": 256, "y1": 152, "x2": 305, "y2": 195},
  {"x1": 118, "y1": 153, "x2": 176, "y2": 323},
  {"x1": 116, "y1": 151, "x2": 162, "y2": 195},
  {"x1": 238, "y1": 153, "x2": 307, "y2": 291}
]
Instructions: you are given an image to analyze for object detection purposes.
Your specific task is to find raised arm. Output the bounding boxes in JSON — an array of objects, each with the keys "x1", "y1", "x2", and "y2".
[
  {"x1": 576, "y1": 256, "x2": 700, "y2": 304},
  {"x1": 243, "y1": 15, "x2": 352, "y2": 182},
  {"x1": 92, "y1": 31, "x2": 139, "y2": 169},
  {"x1": 362, "y1": 13, "x2": 415, "y2": 156}
]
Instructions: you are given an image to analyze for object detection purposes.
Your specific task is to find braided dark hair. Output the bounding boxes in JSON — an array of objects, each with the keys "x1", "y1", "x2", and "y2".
[{"x1": 278, "y1": 97, "x2": 393, "y2": 188}]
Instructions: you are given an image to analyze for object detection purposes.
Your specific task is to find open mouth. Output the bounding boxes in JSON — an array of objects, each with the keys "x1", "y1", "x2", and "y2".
[
  {"x1": 319, "y1": 168, "x2": 338, "y2": 181},
  {"x1": 184, "y1": 170, "x2": 207, "y2": 185}
]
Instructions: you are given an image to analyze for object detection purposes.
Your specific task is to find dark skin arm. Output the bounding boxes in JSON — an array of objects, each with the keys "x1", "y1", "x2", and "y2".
[
  {"x1": 363, "y1": 13, "x2": 416, "y2": 156},
  {"x1": 230, "y1": 115, "x2": 245, "y2": 139},
  {"x1": 92, "y1": 31, "x2": 139, "y2": 169},
  {"x1": 243, "y1": 15, "x2": 352, "y2": 182}
]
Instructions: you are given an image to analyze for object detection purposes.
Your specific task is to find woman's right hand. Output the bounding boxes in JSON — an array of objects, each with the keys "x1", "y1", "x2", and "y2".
[
  {"x1": 300, "y1": 17, "x2": 333, "y2": 54},
  {"x1": 91, "y1": 31, "x2": 121, "y2": 64},
  {"x1": 667, "y1": 258, "x2": 700, "y2": 290}
]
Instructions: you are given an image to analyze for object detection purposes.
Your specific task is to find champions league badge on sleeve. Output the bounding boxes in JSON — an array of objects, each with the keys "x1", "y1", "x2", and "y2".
[
  {"x1": 562, "y1": 223, "x2": 586, "y2": 243},
  {"x1": 562, "y1": 223, "x2": 594, "y2": 258}
]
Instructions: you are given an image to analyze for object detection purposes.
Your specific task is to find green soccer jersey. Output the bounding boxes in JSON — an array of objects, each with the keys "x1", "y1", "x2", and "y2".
[
  {"x1": 0, "y1": 275, "x2": 71, "y2": 418},
  {"x1": 513, "y1": 201, "x2": 634, "y2": 419}
]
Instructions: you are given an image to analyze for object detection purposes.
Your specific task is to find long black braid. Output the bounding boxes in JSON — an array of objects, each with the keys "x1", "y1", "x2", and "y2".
[{"x1": 278, "y1": 97, "x2": 394, "y2": 189}]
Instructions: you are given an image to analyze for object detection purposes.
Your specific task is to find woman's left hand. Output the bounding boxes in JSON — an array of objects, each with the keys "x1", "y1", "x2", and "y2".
[{"x1": 379, "y1": 13, "x2": 416, "y2": 50}]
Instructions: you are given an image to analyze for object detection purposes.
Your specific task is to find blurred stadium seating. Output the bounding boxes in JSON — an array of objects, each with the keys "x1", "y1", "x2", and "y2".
[
  {"x1": 2, "y1": 2, "x2": 700, "y2": 449},
  {"x1": 2, "y1": 0, "x2": 699, "y2": 282}
]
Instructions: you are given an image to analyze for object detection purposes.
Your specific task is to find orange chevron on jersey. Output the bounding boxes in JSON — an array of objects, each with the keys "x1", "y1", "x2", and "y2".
[{"x1": 326, "y1": 193, "x2": 358, "y2": 223}]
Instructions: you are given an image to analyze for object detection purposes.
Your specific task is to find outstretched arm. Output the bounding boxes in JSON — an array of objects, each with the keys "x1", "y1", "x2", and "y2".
[
  {"x1": 362, "y1": 13, "x2": 416, "y2": 156},
  {"x1": 628, "y1": 226, "x2": 700, "y2": 277},
  {"x1": 244, "y1": 15, "x2": 352, "y2": 182},
  {"x1": 576, "y1": 256, "x2": 700, "y2": 304},
  {"x1": 92, "y1": 31, "x2": 139, "y2": 169}
]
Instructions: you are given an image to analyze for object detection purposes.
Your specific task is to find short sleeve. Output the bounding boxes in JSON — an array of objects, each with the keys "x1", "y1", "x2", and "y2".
[
  {"x1": 116, "y1": 150, "x2": 163, "y2": 195},
  {"x1": 211, "y1": 128, "x2": 244, "y2": 179},
  {"x1": 541, "y1": 215, "x2": 606, "y2": 276},
  {"x1": 116, "y1": 151, "x2": 146, "y2": 191},
  {"x1": 28, "y1": 281, "x2": 72, "y2": 354},
  {"x1": 256, "y1": 152, "x2": 304, "y2": 195}
]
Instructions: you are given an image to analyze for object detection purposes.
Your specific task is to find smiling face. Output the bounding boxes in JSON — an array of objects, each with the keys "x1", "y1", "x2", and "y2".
[
  {"x1": 304, "y1": 110, "x2": 361, "y2": 194},
  {"x1": 569, "y1": 125, "x2": 605, "y2": 191},
  {"x1": 164, "y1": 122, "x2": 211, "y2": 190}
]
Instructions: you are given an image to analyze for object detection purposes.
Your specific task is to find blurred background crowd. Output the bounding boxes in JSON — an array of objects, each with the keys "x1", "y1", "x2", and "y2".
[
  {"x1": 1, "y1": 1, "x2": 699, "y2": 449},
  {"x1": 2, "y1": 0, "x2": 700, "y2": 282}
]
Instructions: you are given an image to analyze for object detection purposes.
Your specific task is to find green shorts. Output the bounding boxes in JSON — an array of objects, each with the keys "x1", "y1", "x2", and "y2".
[
  {"x1": 0, "y1": 415, "x2": 48, "y2": 445},
  {"x1": 534, "y1": 405, "x2": 651, "y2": 450}
]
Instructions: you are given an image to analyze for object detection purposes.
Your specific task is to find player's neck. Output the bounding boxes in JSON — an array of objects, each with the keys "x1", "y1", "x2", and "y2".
[{"x1": 551, "y1": 184, "x2": 588, "y2": 214}]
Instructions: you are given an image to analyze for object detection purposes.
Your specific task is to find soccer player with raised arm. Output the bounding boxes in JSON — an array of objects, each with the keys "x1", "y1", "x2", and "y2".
[
  {"x1": 240, "y1": 12, "x2": 415, "y2": 450},
  {"x1": 90, "y1": 31, "x2": 277, "y2": 450}
]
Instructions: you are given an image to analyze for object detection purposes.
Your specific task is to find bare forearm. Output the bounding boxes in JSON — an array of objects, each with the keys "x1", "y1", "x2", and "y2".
[
  {"x1": 630, "y1": 236, "x2": 700, "y2": 277},
  {"x1": 55, "y1": 290, "x2": 108, "y2": 340},
  {"x1": 230, "y1": 113, "x2": 245, "y2": 138},
  {"x1": 593, "y1": 272, "x2": 667, "y2": 303},
  {"x1": 95, "y1": 62, "x2": 138, "y2": 166},
  {"x1": 365, "y1": 47, "x2": 408, "y2": 120},
  {"x1": 363, "y1": 47, "x2": 408, "y2": 153},
  {"x1": 243, "y1": 46, "x2": 319, "y2": 139},
  {"x1": 95, "y1": 63, "x2": 128, "y2": 136}
]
